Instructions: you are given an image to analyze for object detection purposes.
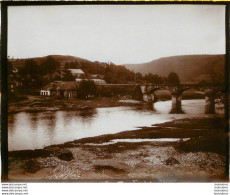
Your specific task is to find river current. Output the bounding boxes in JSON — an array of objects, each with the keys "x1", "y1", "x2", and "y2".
[{"x1": 8, "y1": 99, "x2": 224, "y2": 151}]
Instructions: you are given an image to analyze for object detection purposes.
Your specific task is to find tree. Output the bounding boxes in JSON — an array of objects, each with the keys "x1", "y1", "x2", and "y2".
[
  {"x1": 135, "y1": 72, "x2": 143, "y2": 83},
  {"x1": 143, "y1": 73, "x2": 163, "y2": 84},
  {"x1": 78, "y1": 80, "x2": 97, "y2": 99},
  {"x1": 23, "y1": 59, "x2": 39, "y2": 77},
  {"x1": 40, "y1": 56, "x2": 59, "y2": 75},
  {"x1": 166, "y1": 72, "x2": 180, "y2": 84},
  {"x1": 62, "y1": 70, "x2": 75, "y2": 81},
  {"x1": 64, "y1": 62, "x2": 70, "y2": 70}
]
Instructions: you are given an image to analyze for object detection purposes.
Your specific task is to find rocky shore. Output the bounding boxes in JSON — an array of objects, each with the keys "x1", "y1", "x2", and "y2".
[{"x1": 8, "y1": 116, "x2": 228, "y2": 182}]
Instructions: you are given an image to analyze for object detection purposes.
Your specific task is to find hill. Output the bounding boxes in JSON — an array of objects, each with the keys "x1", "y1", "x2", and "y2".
[
  {"x1": 44, "y1": 55, "x2": 89, "y2": 64},
  {"x1": 9, "y1": 55, "x2": 90, "y2": 70},
  {"x1": 124, "y1": 54, "x2": 225, "y2": 83},
  {"x1": 9, "y1": 54, "x2": 225, "y2": 84}
]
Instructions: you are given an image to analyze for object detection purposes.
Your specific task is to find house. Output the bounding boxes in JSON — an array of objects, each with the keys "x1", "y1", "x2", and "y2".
[
  {"x1": 68, "y1": 69, "x2": 85, "y2": 78},
  {"x1": 90, "y1": 74, "x2": 104, "y2": 79},
  {"x1": 91, "y1": 79, "x2": 106, "y2": 85},
  {"x1": 40, "y1": 81, "x2": 79, "y2": 98},
  {"x1": 75, "y1": 79, "x2": 106, "y2": 85}
]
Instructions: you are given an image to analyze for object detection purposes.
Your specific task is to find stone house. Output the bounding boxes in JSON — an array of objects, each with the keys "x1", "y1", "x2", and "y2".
[{"x1": 40, "y1": 81, "x2": 79, "y2": 98}]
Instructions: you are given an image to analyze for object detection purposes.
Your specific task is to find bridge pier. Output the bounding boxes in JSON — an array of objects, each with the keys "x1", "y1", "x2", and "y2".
[
  {"x1": 204, "y1": 89, "x2": 216, "y2": 114},
  {"x1": 171, "y1": 94, "x2": 183, "y2": 113},
  {"x1": 205, "y1": 96, "x2": 215, "y2": 114}
]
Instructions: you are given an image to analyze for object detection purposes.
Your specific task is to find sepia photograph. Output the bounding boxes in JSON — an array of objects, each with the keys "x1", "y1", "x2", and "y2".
[{"x1": 2, "y1": 4, "x2": 229, "y2": 182}]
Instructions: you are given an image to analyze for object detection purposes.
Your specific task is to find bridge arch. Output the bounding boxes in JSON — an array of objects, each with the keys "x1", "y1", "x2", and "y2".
[
  {"x1": 178, "y1": 87, "x2": 224, "y2": 114},
  {"x1": 137, "y1": 84, "x2": 223, "y2": 114},
  {"x1": 147, "y1": 88, "x2": 165, "y2": 103}
]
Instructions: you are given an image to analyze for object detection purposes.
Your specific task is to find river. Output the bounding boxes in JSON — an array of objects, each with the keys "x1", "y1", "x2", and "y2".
[{"x1": 8, "y1": 99, "x2": 224, "y2": 151}]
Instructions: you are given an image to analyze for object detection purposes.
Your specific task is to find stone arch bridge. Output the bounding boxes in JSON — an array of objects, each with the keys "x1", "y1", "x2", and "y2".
[{"x1": 98, "y1": 84, "x2": 225, "y2": 114}]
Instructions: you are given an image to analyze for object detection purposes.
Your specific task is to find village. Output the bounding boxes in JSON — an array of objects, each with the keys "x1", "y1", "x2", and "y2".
[
  {"x1": 7, "y1": 56, "x2": 185, "y2": 110},
  {"x1": 39, "y1": 69, "x2": 106, "y2": 99},
  {"x1": 8, "y1": 56, "x2": 107, "y2": 98},
  {"x1": 7, "y1": 56, "x2": 145, "y2": 116}
]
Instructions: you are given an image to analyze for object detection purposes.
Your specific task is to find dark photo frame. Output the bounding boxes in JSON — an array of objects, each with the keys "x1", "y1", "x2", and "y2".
[{"x1": 1, "y1": 1, "x2": 229, "y2": 182}]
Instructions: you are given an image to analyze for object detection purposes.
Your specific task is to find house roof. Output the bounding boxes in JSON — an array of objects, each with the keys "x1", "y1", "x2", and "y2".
[
  {"x1": 91, "y1": 79, "x2": 106, "y2": 84},
  {"x1": 75, "y1": 79, "x2": 106, "y2": 84},
  {"x1": 91, "y1": 74, "x2": 100, "y2": 77},
  {"x1": 41, "y1": 81, "x2": 79, "y2": 91},
  {"x1": 68, "y1": 69, "x2": 84, "y2": 74}
]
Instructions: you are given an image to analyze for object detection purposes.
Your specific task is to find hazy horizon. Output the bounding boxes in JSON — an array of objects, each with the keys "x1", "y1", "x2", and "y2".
[{"x1": 8, "y1": 5, "x2": 225, "y2": 64}]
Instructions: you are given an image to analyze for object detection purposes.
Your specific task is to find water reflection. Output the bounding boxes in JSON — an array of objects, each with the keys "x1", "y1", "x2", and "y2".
[
  {"x1": 154, "y1": 99, "x2": 206, "y2": 114},
  {"x1": 8, "y1": 99, "x2": 221, "y2": 151},
  {"x1": 85, "y1": 138, "x2": 191, "y2": 146},
  {"x1": 8, "y1": 110, "x2": 97, "y2": 150}
]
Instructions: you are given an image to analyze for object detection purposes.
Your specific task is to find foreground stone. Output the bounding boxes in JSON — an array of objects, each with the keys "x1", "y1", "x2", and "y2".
[
  {"x1": 57, "y1": 149, "x2": 74, "y2": 161},
  {"x1": 94, "y1": 160, "x2": 129, "y2": 175},
  {"x1": 24, "y1": 159, "x2": 41, "y2": 173},
  {"x1": 164, "y1": 157, "x2": 180, "y2": 165}
]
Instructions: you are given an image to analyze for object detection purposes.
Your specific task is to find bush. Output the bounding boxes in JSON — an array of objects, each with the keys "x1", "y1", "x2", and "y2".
[{"x1": 78, "y1": 80, "x2": 97, "y2": 99}]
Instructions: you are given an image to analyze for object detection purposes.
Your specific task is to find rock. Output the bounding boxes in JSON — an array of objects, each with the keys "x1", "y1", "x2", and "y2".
[
  {"x1": 94, "y1": 165, "x2": 125, "y2": 174},
  {"x1": 164, "y1": 157, "x2": 180, "y2": 165},
  {"x1": 24, "y1": 159, "x2": 41, "y2": 173},
  {"x1": 94, "y1": 160, "x2": 128, "y2": 174},
  {"x1": 57, "y1": 149, "x2": 74, "y2": 161}
]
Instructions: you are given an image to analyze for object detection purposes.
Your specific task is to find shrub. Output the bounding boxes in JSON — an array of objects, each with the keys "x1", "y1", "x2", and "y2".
[{"x1": 78, "y1": 80, "x2": 97, "y2": 99}]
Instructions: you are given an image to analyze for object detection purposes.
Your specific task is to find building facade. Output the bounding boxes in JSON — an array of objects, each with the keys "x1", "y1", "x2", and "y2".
[{"x1": 40, "y1": 81, "x2": 79, "y2": 98}]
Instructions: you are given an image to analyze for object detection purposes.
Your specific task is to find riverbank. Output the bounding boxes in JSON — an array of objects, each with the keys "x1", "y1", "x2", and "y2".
[
  {"x1": 8, "y1": 90, "x2": 206, "y2": 114},
  {"x1": 8, "y1": 95, "x2": 144, "y2": 114},
  {"x1": 8, "y1": 116, "x2": 228, "y2": 182}
]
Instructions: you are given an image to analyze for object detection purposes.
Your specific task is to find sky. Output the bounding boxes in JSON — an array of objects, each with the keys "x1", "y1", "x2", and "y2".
[{"x1": 8, "y1": 5, "x2": 225, "y2": 64}]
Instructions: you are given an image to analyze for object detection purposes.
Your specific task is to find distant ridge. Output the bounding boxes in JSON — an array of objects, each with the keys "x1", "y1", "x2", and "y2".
[
  {"x1": 124, "y1": 54, "x2": 225, "y2": 82},
  {"x1": 9, "y1": 54, "x2": 90, "y2": 69},
  {"x1": 12, "y1": 54, "x2": 89, "y2": 62},
  {"x1": 9, "y1": 54, "x2": 225, "y2": 83},
  {"x1": 44, "y1": 55, "x2": 90, "y2": 63}
]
